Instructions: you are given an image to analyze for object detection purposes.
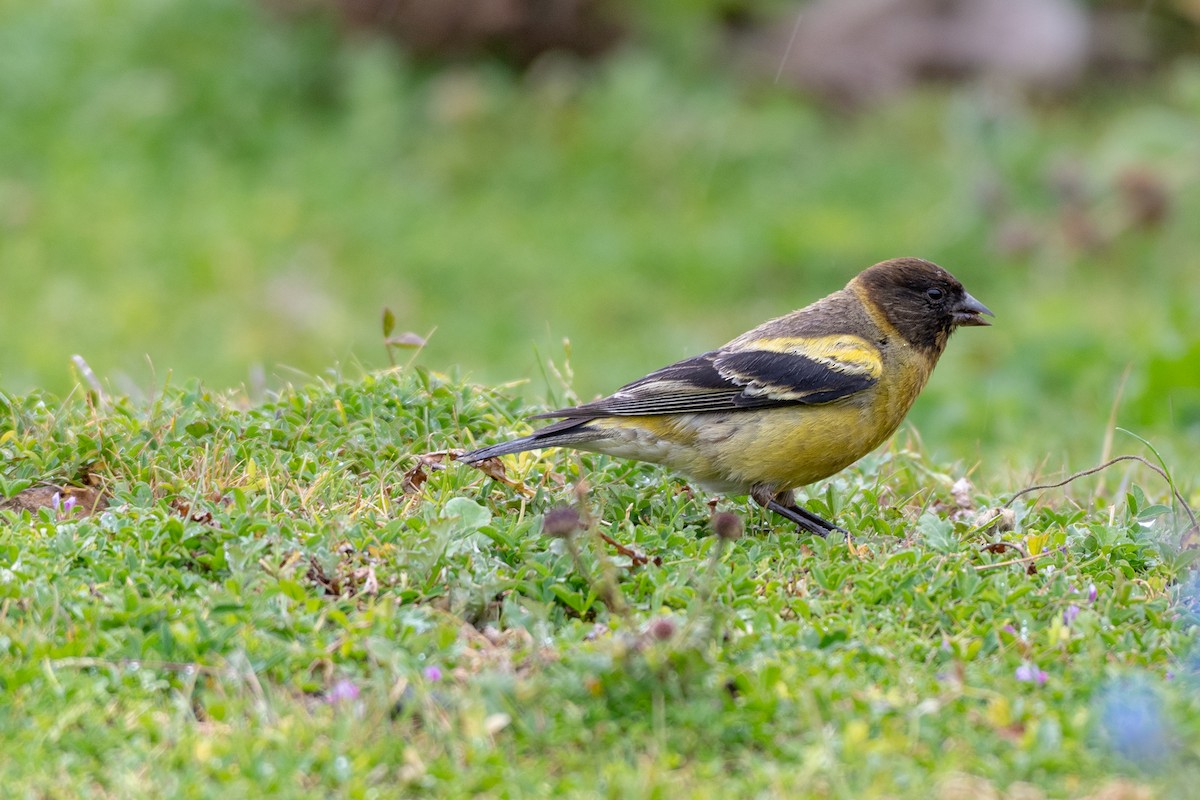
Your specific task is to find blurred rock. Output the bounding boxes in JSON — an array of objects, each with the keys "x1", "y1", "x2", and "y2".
[
  {"x1": 734, "y1": 0, "x2": 1091, "y2": 108},
  {"x1": 936, "y1": 772, "x2": 1002, "y2": 800},
  {"x1": 1080, "y1": 780, "x2": 1154, "y2": 800},
  {"x1": 1087, "y1": 10, "x2": 1156, "y2": 78},
  {"x1": 1045, "y1": 159, "x2": 1106, "y2": 253},
  {"x1": 991, "y1": 217, "x2": 1040, "y2": 259},
  {"x1": 317, "y1": 0, "x2": 623, "y2": 66},
  {"x1": 1116, "y1": 166, "x2": 1171, "y2": 230},
  {"x1": 1058, "y1": 205, "x2": 1106, "y2": 253}
]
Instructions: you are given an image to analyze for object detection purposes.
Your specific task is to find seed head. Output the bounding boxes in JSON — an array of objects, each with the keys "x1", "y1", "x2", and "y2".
[
  {"x1": 712, "y1": 511, "x2": 744, "y2": 541},
  {"x1": 543, "y1": 506, "x2": 582, "y2": 539},
  {"x1": 648, "y1": 616, "x2": 676, "y2": 641}
]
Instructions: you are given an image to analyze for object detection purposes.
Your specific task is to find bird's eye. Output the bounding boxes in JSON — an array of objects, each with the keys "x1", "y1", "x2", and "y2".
[{"x1": 925, "y1": 287, "x2": 944, "y2": 301}]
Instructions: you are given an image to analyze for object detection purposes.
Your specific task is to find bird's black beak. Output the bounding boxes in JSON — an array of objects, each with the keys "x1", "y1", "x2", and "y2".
[{"x1": 953, "y1": 292, "x2": 994, "y2": 327}]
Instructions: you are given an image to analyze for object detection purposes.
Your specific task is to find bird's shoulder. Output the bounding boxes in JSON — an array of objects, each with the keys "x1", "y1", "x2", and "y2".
[{"x1": 729, "y1": 287, "x2": 882, "y2": 350}]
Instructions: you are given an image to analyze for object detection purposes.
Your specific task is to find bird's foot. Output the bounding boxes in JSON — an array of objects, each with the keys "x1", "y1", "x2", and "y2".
[
  {"x1": 764, "y1": 498, "x2": 846, "y2": 537},
  {"x1": 752, "y1": 486, "x2": 846, "y2": 538}
]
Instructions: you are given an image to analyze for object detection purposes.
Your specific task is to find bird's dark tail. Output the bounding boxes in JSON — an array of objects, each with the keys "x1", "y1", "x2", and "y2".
[{"x1": 458, "y1": 418, "x2": 606, "y2": 464}]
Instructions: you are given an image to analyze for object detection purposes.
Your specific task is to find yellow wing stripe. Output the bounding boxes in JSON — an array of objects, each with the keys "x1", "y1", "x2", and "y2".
[{"x1": 740, "y1": 334, "x2": 883, "y2": 379}]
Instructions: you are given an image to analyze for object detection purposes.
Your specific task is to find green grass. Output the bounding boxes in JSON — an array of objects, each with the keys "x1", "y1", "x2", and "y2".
[
  {"x1": 1, "y1": 370, "x2": 1197, "y2": 797},
  {"x1": 2, "y1": 1, "x2": 1199, "y2": 470}
]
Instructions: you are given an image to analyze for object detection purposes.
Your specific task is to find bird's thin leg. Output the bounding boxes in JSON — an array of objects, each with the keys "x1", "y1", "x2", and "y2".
[{"x1": 751, "y1": 487, "x2": 845, "y2": 538}]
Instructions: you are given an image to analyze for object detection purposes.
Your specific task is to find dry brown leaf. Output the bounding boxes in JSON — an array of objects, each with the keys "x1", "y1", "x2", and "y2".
[
  {"x1": 461, "y1": 453, "x2": 534, "y2": 497},
  {"x1": 973, "y1": 507, "x2": 1016, "y2": 533},
  {"x1": 170, "y1": 497, "x2": 216, "y2": 526},
  {"x1": 402, "y1": 451, "x2": 452, "y2": 495},
  {"x1": 846, "y1": 539, "x2": 872, "y2": 560},
  {"x1": 355, "y1": 565, "x2": 379, "y2": 596},
  {"x1": 401, "y1": 462, "x2": 429, "y2": 495},
  {"x1": 951, "y1": 477, "x2": 974, "y2": 510}
]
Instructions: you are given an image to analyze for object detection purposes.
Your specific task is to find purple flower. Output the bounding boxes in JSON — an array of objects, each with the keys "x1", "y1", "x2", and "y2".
[
  {"x1": 327, "y1": 679, "x2": 360, "y2": 704},
  {"x1": 1087, "y1": 583, "x2": 1098, "y2": 603},
  {"x1": 423, "y1": 666, "x2": 443, "y2": 682},
  {"x1": 1063, "y1": 604, "x2": 1081, "y2": 626},
  {"x1": 1016, "y1": 662, "x2": 1048, "y2": 685},
  {"x1": 51, "y1": 492, "x2": 79, "y2": 519}
]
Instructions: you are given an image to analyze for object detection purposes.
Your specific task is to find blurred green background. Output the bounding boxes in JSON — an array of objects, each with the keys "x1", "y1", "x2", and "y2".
[{"x1": 2, "y1": 0, "x2": 1198, "y2": 469}]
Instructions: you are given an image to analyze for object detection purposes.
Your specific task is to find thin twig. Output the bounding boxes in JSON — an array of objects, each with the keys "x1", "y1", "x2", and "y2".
[
  {"x1": 978, "y1": 541, "x2": 1029, "y2": 559},
  {"x1": 1004, "y1": 454, "x2": 1197, "y2": 529},
  {"x1": 597, "y1": 531, "x2": 653, "y2": 567},
  {"x1": 975, "y1": 546, "x2": 1065, "y2": 574},
  {"x1": 50, "y1": 657, "x2": 218, "y2": 674}
]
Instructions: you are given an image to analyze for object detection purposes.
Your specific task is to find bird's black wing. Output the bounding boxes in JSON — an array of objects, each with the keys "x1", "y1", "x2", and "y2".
[{"x1": 532, "y1": 335, "x2": 882, "y2": 420}]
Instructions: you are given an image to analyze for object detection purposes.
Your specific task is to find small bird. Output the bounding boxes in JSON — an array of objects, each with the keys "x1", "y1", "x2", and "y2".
[{"x1": 460, "y1": 257, "x2": 992, "y2": 536}]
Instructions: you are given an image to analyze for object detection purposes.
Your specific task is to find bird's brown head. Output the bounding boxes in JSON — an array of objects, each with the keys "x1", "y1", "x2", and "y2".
[{"x1": 852, "y1": 257, "x2": 992, "y2": 354}]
